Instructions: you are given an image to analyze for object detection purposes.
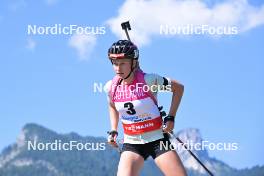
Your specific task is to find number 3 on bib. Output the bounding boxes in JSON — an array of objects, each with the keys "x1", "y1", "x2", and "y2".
[{"x1": 124, "y1": 102, "x2": 136, "y2": 115}]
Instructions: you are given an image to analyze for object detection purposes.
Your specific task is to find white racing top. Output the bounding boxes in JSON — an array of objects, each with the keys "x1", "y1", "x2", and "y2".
[{"x1": 105, "y1": 71, "x2": 171, "y2": 144}]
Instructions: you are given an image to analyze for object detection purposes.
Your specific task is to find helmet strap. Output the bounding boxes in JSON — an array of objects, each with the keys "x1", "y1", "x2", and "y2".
[{"x1": 123, "y1": 59, "x2": 135, "y2": 80}]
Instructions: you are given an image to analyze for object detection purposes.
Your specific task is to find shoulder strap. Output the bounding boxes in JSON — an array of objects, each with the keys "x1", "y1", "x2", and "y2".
[{"x1": 136, "y1": 69, "x2": 158, "y2": 106}]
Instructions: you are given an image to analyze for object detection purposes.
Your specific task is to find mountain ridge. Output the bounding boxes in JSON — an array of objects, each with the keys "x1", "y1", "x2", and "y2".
[{"x1": 0, "y1": 123, "x2": 263, "y2": 176}]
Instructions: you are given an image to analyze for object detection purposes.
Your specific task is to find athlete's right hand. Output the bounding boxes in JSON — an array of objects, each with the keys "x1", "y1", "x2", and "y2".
[{"x1": 107, "y1": 130, "x2": 119, "y2": 148}]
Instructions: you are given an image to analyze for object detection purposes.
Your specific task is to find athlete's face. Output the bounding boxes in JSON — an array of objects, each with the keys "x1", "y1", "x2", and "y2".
[{"x1": 112, "y1": 58, "x2": 133, "y2": 79}]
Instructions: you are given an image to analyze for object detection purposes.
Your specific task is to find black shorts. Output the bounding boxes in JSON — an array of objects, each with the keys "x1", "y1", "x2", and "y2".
[{"x1": 122, "y1": 133, "x2": 172, "y2": 160}]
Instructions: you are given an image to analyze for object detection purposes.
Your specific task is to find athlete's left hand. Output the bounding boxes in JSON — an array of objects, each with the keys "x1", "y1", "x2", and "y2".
[{"x1": 163, "y1": 121, "x2": 174, "y2": 133}]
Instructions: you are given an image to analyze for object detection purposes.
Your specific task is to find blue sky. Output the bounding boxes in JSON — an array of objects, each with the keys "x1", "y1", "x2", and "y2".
[{"x1": 0, "y1": 0, "x2": 263, "y2": 169}]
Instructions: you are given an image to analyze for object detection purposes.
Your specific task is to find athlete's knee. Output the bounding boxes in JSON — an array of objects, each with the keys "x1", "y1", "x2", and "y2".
[{"x1": 117, "y1": 154, "x2": 143, "y2": 176}]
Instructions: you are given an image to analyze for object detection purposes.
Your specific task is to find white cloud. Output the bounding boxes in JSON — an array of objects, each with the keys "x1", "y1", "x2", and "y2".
[
  {"x1": 68, "y1": 33, "x2": 97, "y2": 60},
  {"x1": 26, "y1": 38, "x2": 36, "y2": 51},
  {"x1": 107, "y1": 0, "x2": 264, "y2": 46}
]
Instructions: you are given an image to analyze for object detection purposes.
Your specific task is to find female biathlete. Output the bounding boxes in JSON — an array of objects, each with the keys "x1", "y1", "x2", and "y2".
[{"x1": 105, "y1": 40, "x2": 187, "y2": 176}]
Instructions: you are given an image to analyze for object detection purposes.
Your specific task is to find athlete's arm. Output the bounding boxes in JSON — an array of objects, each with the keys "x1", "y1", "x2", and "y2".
[
  {"x1": 105, "y1": 80, "x2": 119, "y2": 147},
  {"x1": 144, "y1": 74, "x2": 184, "y2": 132},
  {"x1": 163, "y1": 79, "x2": 184, "y2": 133},
  {"x1": 168, "y1": 79, "x2": 184, "y2": 117},
  {"x1": 107, "y1": 101, "x2": 119, "y2": 147},
  {"x1": 149, "y1": 75, "x2": 184, "y2": 116},
  {"x1": 108, "y1": 101, "x2": 119, "y2": 132}
]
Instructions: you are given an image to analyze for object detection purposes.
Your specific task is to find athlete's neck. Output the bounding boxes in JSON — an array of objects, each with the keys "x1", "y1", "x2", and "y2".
[{"x1": 122, "y1": 72, "x2": 135, "y2": 85}]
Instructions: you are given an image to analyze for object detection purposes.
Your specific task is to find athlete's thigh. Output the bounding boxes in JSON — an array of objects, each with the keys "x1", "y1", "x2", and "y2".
[
  {"x1": 117, "y1": 151, "x2": 144, "y2": 176},
  {"x1": 155, "y1": 150, "x2": 187, "y2": 176}
]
